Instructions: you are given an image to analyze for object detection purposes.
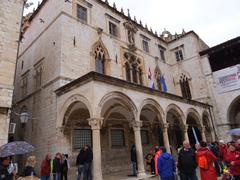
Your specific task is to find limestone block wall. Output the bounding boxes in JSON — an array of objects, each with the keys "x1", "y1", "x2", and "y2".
[
  {"x1": 0, "y1": 0, "x2": 24, "y2": 145},
  {"x1": 14, "y1": 19, "x2": 62, "y2": 103}
]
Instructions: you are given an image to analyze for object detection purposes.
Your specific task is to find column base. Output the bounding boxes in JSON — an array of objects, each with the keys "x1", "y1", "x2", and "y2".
[{"x1": 137, "y1": 171, "x2": 147, "y2": 178}]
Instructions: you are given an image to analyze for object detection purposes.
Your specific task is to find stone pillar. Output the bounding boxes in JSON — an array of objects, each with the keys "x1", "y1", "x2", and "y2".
[
  {"x1": 88, "y1": 117, "x2": 103, "y2": 180},
  {"x1": 162, "y1": 123, "x2": 171, "y2": 153},
  {"x1": 184, "y1": 125, "x2": 189, "y2": 142},
  {"x1": 131, "y1": 121, "x2": 146, "y2": 178},
  {"x1": 201, "y1": 126, "x2": 207, "y2": 142}
]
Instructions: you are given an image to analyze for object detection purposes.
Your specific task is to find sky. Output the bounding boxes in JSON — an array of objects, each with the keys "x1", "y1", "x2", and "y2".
[{"x1": 24, "y1": 0, "x2": 240, "y2": 47}]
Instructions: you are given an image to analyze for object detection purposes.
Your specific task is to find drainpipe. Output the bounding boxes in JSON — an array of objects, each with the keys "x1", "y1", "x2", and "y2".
[{"x1": 208, "y1": 106, "x2": 218, "y2": 141}]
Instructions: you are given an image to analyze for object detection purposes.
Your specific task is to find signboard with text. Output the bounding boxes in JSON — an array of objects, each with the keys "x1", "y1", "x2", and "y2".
[{"x1": 213, "y1": 64, "x2": 240, "y2": 93}]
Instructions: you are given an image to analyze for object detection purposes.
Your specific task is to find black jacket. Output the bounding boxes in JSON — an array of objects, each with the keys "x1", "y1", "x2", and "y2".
[
  {"x1": 178, "y1": 148, "x2": 197, "y2": 173},
  {"x1": 0, "y1": 165, "x2": 13, "y2": 180},
  {"x1": 131, "y1": 146, "x2": 137, "y2": 163},
  {"x1": 52, "y1": 158, "x2": 61, "y2": 173},
  {"x1": 23, "y1": 166, "x2": 36, "y2": 177},
  {"x1": 76, "y1": 150, "x2": 86, "y2": 166}
]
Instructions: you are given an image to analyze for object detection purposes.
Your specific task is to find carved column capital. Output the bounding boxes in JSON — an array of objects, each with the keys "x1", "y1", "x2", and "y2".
[
  {"x1": 184, "y1": 124, "x2": 189, "y2": 132},
  {"x1": 200, "y1": 126, "x2": 206, "y2": 132},
  {"x1": 131, "y1": 121, "x2": 142, "y2": 131},
  {"x1": 87, "y1": 117, "x2": 103, "y2": 130},
  {"x1": 163, "y1": 123, "x2": 169, "y2": 132}
]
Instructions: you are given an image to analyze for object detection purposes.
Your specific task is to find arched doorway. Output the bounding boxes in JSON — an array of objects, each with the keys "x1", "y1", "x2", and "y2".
[
  {"x1": 98, "y1": 92, "x2": 137, "y2": 175},
  {"x1": 139, "y1": 99, "x2": 165, "y2": 158},
  {"x1": 186, "y1": 111, "x2": 202, "y2": 146},
  {"x1": 62, "y1": 101, "x2": 91, "y2": 165},
  {"x1": 228, "y1": 96, "x2": 240, "y2": 129},
  {"x1": 166, "y1": 105, "x2": 184, "y2": 158}
]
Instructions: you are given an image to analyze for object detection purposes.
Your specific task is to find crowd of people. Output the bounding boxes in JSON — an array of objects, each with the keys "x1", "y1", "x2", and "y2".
[
  {"x1": 0, "y1": 145, "x2": 92, "y2": 180},
  {"x1": 1, "y1": 139, "x2": 240, "y2": 180},
  {"x1": 132, "y1": 139, "x2": 240, "y2": 180}
]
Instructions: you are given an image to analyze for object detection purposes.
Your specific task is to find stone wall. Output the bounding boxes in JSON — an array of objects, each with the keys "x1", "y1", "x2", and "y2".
[{"x1": 0, "y1": 0, "x2": 24, "y2": 146}]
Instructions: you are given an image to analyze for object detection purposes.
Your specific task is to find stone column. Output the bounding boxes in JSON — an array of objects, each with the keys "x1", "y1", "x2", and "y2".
[
  {"x1": 184, "y1": 125, "x2": 189, "y2": 142},
  {"x1": 162, "y1": 123, "x2": 171, "y2": 153},
  {"x1": 131, "y1": 121, "x2": 146, "y2": 178},
  {"x1": 88, "y1": 117, "x2": 103, "y2": 180},
  {"x1": 201, "y1": 126, "x2": 207, "y2": 142}
]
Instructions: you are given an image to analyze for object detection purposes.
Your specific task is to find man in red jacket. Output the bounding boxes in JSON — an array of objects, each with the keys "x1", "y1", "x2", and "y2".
[
  {"x1": 225, "y1": 143, "x2": 240, "y2": 180},
  {"x1": 40, "y1": 154, "x2": 51, "y2": 180}
]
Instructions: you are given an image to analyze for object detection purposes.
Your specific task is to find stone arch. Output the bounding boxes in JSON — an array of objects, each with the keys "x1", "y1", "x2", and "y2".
[
  {"x1": 186, "y1": 108, "x2": 203, "y2": 144},
  {"x1": 166, "y1": 103, "x2": 185, "y2": 125},
  {"x1": 57, "y1": 94, "x2": 93, "y2": 128},
  {"x1": 91, "y1": 39, "x2": 110, "y2": 75},
  {"x1": 138, "y1": 98, "x2": 165, "y2": 124},
  {"x1": 227, "y1": 95, "x2": 240, "y2": 128},
  {"x1": 186, "y1": 108, "x2": 202, "y2": 127},
  {"x1": 96, "y1": 91, "x2": 138, "y2": 123}
]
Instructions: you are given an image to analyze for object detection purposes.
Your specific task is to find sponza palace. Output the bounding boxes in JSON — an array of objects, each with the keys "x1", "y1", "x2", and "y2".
[{"x1": 10, "y1": 0, "x2": 240, "y2": 179}]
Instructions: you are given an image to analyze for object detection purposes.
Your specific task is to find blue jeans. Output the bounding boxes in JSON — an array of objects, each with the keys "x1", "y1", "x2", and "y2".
[
  {"x1": 84, "y1": 163, "x2": 92, "y2": 180},
  {"x1": 41, "y1": 176, "x2": 50, "y2": 180},
  {"x1": 77, "y1": 165, "x2": 84, "y2": 180},
  {"x1": 132, "y1": 162, "x2": 137, "y2": 176},
  {"x1": 53, "y1": 173, "x2": 60, "y2": 180}
]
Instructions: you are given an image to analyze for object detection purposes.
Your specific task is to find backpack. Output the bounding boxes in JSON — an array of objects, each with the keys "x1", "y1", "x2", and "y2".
[{"x1": 198, "y1": 155, "x2": 208, "y2": 170}]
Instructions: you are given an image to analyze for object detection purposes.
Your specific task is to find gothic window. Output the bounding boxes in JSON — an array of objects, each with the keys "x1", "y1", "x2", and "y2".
[
  {"x1": 179, "y1": 74, "x2": 192, "y2": 99},
  {"x1": 132, "y1": 64, "x2": 138, "y2": 83},
  {"x1": 77, "y1": 5, "x2": 87, "y2": 22},
  {"x1": 124, "y1": 52, "x2": 143, "y2": 85},
  {"x1": 95, "y1": 45, "x2": 105, "y2": 74},
  {"x1": 125, "y1": 63, "x2": 131, "y2": 82}
]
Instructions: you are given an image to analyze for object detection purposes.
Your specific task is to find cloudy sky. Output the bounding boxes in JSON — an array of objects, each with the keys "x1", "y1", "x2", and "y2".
[{"x1": 24, "y1": 0, "x2": 240, "y2": 47}]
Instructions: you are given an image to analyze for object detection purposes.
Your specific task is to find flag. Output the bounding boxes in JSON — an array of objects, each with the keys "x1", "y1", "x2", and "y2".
[
  {"x1": 192, "y1": 126, "x2": 199, "y2": 144},
  {"x1": 160, "y1": 75, "x2": 167, "y2": 92},
  {"x1": 148, "y1": 68, "x2": 155, "y2": 89}
]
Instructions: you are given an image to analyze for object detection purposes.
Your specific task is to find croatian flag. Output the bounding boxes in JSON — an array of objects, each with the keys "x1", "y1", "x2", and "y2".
[
  {"x1": 148, "y1": 68, "x2": 155, "y2": 89},
  {"x1": 160, "y1": 75, "x2": 167, "y2": 92}
]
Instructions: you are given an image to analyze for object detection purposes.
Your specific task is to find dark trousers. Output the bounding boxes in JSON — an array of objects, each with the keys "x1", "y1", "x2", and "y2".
[
  {"x1": 233, "y1": 176, "x2": 240, "y2": 180},
  {"x1": 83, "y1": 163, "x2": 92, "y2": 180},
  {"x1": 61, "y1": 172, "x2": 68, "y2": 180},
  {"x1": 179, "y1": 171, "x2": 198, "y2": 180}
]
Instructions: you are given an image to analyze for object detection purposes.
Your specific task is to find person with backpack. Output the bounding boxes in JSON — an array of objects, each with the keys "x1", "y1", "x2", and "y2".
[
  {"x1": 196, "y1": 141, "x2": 218, "y2": 180},
  {"x1": 157, "y1": 146, "x2": 176, "y2": 180},
  {"x1": 178, "y1": 141, "x2": 198, "y2": 180}
]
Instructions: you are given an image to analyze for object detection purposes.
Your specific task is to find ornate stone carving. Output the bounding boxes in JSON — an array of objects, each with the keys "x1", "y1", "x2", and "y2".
[
  {"x1": 124, "y1": 21, "x2": 138, "y2": 48},
  {"x1": 88, "y1": 118, "x2": 103, "y2": 130},
  {"x1": 131, "y1": 121, "x2": 142, "y2": 131}
]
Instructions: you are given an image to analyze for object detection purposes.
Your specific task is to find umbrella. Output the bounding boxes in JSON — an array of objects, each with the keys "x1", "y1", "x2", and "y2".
[
  {"x1": 0, "y1": 141, "x2": 34, "y2": 157},
  {"x1": 227, "y1": 128, "x2": 240, "y2": 136}
]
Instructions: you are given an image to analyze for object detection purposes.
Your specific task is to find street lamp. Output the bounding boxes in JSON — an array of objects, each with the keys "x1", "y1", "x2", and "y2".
[{"x1": 19, "y1": 112, "x2": 29, "y2": 124}]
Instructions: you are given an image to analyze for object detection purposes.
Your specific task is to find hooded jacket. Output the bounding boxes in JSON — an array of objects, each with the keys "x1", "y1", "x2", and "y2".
[
  {"x1": 157, "y1": 152, "x2": 176, "y2": 179},
  {"x1": 178, "y1": 148, "x2": 197, "y2": 173},
  {"x1": 196, "y1": 147, "x2": 217, "y2": 180}
]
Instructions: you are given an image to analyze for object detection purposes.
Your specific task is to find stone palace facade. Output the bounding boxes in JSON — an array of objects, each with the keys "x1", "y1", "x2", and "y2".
[{"x1": 11, "y1": 0, "x2": 239, "y2": 179}]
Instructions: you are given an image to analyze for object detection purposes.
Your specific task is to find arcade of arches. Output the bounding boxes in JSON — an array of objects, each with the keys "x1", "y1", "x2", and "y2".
[{"x1": 58, "y1": 91, "x2": 214, "y2": 180}]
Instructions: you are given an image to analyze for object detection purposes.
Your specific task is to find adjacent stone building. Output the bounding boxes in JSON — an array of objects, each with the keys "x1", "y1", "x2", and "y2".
[
  {"x1": 11, "y1": 0, "x2": 236, "y2": 179},
  {"x1": 200, "y1": 37, "x2": 240, "y2": 140},
  {"x1": 0, "y1": 0, "x2": 25, "y2": 146}
]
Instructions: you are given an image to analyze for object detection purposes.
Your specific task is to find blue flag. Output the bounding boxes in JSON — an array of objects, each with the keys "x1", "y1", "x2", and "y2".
[{"x1": 160, "y1": 75, "x2": 167, "y2": 92}]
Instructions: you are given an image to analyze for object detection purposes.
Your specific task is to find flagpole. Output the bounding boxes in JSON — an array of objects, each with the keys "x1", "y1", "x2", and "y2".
[{"x1": 192, "y1": 126, "x2": 199, "y2": 144}]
